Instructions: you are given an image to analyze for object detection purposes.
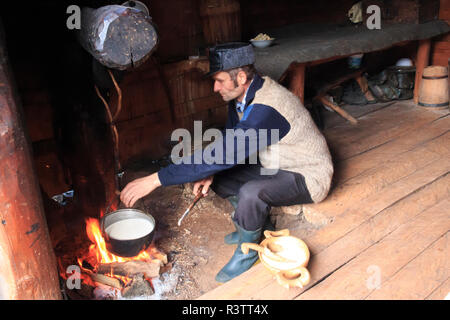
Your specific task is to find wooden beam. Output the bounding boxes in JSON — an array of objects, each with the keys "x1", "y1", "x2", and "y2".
[
  {"x1": 0, "y1": 31, "x2": 61, "y2": 299},
  {"x1": 414, "y1": 39, "x2": 431, "y2": 104}
]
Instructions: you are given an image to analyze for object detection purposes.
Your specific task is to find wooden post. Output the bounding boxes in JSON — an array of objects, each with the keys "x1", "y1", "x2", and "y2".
[
  {"x1": 287, "y1": 62, "x2": 306, "y2": 104},
  {"x1": 0, "y1": 31, "x2": 61, "y2": 299},
  {"x1": 51, "y1": 41, "x2": 117, "y2": 221},
  {"x1": 414, "y1": 39, "x2": 431, "y2": 104}
]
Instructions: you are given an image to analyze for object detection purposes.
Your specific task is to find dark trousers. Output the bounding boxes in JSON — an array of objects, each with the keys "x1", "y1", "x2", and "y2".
[{"x1": 210, "y1": 164, "x2": 313, "y2": 231}]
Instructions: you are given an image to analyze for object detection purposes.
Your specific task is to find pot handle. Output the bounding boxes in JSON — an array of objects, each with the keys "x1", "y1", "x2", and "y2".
[
  {"x1": 275, "y1": 267, "x2": 311, "y2": 289},
  {"x1": 264, "y1": 229, "x2": 290, "y2": 239},
  {"x1": 241, "y1": 243, "x2": 265, "y2": 255},
  {"x1": 241, "y1": 242, "x2": 295, "y2": 263}
]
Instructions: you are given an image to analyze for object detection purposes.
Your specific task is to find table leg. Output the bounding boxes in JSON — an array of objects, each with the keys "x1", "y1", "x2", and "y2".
[
  {"x1": 287, "y1": 62, "x2": 306, "y2": 104},
  {"x1": 414, "y1": 39, "x2": 431, "y2": 104},
  {"x1": 355, "y1": 75, "x2": 376, "y2": 103}
]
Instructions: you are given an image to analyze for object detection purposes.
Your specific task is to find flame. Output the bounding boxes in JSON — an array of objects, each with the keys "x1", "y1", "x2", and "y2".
[
  {"x1": 84, "y1": 217, "x2": 152, "y2": 265},
  {"x1": 55, "y1": 214, "x2": 164, "y2": 293}
]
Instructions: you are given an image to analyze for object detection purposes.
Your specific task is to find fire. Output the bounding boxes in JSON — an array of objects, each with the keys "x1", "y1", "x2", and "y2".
[
  {"x1": 73, "y1": 217, "x2": 162, "y2": 289},
  {"x1": 56, "y1": 203, "x2": 167, "y2": 298},
  {"x1": 83, "y1": 217, "x2": 152, "y2": 265}
]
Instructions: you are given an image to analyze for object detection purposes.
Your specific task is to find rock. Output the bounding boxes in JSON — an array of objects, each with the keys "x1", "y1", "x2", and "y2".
[{"x1": 121, "y1": 273, "x2": 154, "y2": 298}]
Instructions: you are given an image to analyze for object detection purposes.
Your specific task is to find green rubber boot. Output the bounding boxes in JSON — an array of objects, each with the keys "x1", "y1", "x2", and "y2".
[
  {"x1": 224, "y1": 196, "x2": 239, "y2": 244},
  {"x1": 215, "y1": 224, "x2": 261, "y2": 283},
  {"x1": 224, "y1": 196, "x2": 275, "y2": 245},
  {"x1": 225, "y1": 215, "x2": 274, "y2": 245}
]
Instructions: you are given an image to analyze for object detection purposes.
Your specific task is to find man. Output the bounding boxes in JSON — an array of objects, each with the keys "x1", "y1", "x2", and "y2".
[{"x1": 121, "y1": 42, "x2": 333, "y2": 283}]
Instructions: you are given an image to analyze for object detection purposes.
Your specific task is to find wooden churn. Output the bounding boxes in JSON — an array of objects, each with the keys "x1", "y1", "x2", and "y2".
[
  {"x1": 199, "y1": 0, "x2": 242, "y2": 45},
  {"x1": 417, "y1": 65, "x2": 449, "y2": 108}
]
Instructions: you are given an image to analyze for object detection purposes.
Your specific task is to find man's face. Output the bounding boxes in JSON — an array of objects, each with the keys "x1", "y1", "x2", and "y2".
[{"x1": 212, "y1": 71, "x2": 246, "y2": 102}]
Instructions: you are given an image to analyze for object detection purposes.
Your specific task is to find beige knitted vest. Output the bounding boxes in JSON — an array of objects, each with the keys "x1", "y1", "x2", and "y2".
[{"x1": 253, "y1": 77, "x2": 334, "y2": 203}]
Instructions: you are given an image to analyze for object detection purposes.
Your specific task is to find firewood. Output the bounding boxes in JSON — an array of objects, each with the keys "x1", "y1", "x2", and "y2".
[
  {"x1": 97, "y1": 260, "x2": 160, "y2": 279},
  {"x1": 152, "y1": 251, "x2": 168, "y2": 265},
  {"x1": 82, "y1": 270, "x2": 123, "y2": 290},
  {"x1": 89, "y1": 273, "x2": 123, "y2": 290}
]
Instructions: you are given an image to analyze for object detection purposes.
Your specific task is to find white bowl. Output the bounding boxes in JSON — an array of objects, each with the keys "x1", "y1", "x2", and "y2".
[{"x1": 250, "y1": 39, "x2": 274, "y2": 48}]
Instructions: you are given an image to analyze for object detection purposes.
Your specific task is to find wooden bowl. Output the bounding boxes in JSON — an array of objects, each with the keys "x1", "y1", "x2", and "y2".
[{"x1": 242, "y1": 229, "x2": 311, "y2": 289}]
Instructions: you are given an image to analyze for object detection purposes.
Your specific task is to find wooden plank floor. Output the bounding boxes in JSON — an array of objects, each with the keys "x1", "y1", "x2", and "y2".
[{"x1": 198, "y1": 100, "x2": 449, "y2": 300}]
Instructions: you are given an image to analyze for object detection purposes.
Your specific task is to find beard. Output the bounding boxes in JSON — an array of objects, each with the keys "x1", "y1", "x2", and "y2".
[{"x1": 220, "y1": 85, "x2": 244, "y2": 102}]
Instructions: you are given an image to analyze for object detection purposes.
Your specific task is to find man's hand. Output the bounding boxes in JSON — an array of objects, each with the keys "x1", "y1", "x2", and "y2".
[
  {"x1": 120, "y1": 172, "x2": 162, "y2": 207},
  {"x1": 193, "y1": 175, "x2": 214, "y2": 196}
]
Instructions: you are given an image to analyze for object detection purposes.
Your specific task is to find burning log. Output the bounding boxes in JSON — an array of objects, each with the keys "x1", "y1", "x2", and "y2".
[
  {"x1": 97, "y1": 260, "x2": 160, "y2": 279},
  {"x1": 77, "y1": 5, "x2": 158, "y2": 70},
  {"x1": 87, "y1": 271, "x2": 123, "y2": 290}
]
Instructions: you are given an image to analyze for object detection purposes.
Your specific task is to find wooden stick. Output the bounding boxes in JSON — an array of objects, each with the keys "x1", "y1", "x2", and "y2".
[
  {"x1": 107, "y1": 70, "x2": 122, "y2": 122},
  {"x1": 82, "y1": 270, "x2": 123, "y2": 290},
  {"x1": 317, "y1": 95, "x2": 358, "y2": 125},
  {"x1": 94, "y1": 85, "x2": 122, "y2": 191},
  {"x1": 90, "y1": 273, "x2": 123, "y2": 290},
  {"x1": 355, "y1": 75, "x2": 376, "y2": 102}
]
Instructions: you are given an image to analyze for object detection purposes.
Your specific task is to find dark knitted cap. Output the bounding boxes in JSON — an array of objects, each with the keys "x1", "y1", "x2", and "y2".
[{"x1": 206, "y1": 42, "x2": 255, "y2": 76}]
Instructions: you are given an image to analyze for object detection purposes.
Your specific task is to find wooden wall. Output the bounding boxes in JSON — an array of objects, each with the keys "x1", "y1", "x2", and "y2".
[
  {"x1": 12, "y1": 0, "x2": 445, "y2": 199},
  {"x1": 9, "y1": 0, "x2": 227, "y2": 197},
  {"x1": 109, "y1": 58, "x2": 228, "y2": 166},
  {"x1": 149, "y1": 0, "x2": 205, "y2": 61},
  {"x1": 431, "y1": 0, "x2": 450, "y2": 66},
  {"x1": 17, "y1": 0, "x2": 363, "y2": 198},
  {"x1": 16, "y1": 56, "x2": 227, "y2": 197},
  {"x1": 240, "y1": 0, "x2": 357, "y2": 39}
]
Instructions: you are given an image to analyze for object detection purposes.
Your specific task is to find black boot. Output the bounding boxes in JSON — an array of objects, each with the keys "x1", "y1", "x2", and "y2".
[{"x1": 215, "y1": 224, "x2": 261, "y2": 283}]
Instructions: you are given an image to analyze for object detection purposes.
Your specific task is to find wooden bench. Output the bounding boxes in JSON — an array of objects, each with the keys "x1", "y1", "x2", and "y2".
[{"x1": 253, "y1": 20, "x2": 450, "y2": 106}]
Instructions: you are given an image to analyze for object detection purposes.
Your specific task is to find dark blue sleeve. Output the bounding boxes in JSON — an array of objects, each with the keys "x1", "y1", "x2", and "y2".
[
  {"x1": 225, "y1": 101, "x2": 239, "y2": 129},
  {"x1": 158, "y1": 104, "x2": 291, "y2": 186}
]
